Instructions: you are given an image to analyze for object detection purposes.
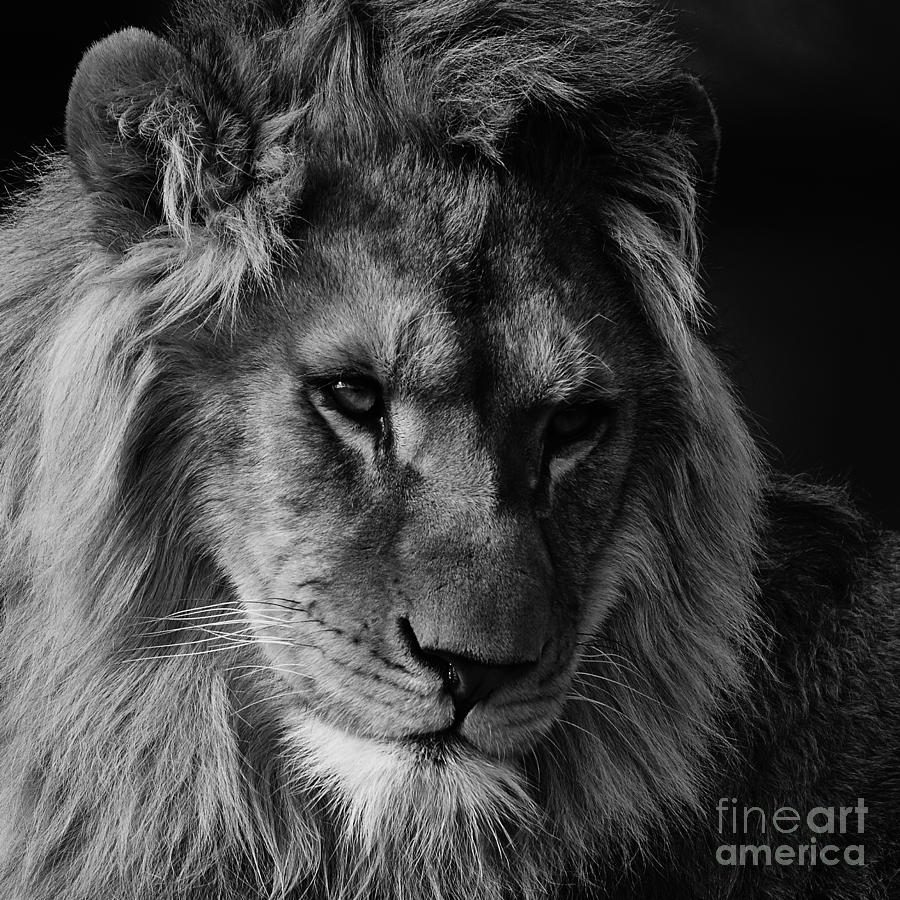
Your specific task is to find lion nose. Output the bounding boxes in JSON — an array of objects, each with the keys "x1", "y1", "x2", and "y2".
[
  {"x1": 422, "y1": 648, "x2": 534, "y2": 720},
  {"x1": 399, "y1": 618, "x2": 536, "y2": 720}
]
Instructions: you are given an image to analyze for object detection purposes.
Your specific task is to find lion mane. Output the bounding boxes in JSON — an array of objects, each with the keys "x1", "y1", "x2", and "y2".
[{"x1": 1, "y1": 2, "x2": 898, "y2": 899}]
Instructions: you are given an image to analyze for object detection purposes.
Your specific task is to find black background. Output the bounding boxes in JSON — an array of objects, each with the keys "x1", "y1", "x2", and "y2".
[{"x1": 2, "y1": 2, "x2": 897, "y2": 526}]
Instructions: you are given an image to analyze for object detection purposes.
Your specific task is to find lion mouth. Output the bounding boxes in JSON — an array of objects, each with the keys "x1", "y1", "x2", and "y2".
[{"x1": 292, "y1": 713, "x2": 500, "y2": 791}]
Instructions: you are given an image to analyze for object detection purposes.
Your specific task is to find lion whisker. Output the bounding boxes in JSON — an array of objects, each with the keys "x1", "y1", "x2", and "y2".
[
  {"x1": 133, "y1": 623, "x2": 259, "y2": 639},
  {"x1": 138, "y1": 610, "x2": 294, "y2": 631},
  {"x1": 557, "y1": 711, "x2": 633, "y2": 757},
  {"x1": 235, "y1": 688, "x2": 308, "y2": 715},
  {"x1": 573, "y1": 671, "x2": 708, "y2": 731},
  {"x1": 124, "y1": 643, "x2": 260, "y2": 662},
  {"x1": 147, "y1": 601, "x2": 245, "y2": 616},
  {"x1": 537, "y1": 730, "x2": 566, "y2": 777},
  {"x1": 226, "y1": 662, "x2": 314, "y2": 681},
  {"x1": 561, "y1": 695, "x2": 639, "y2": 748},
  {"x1": 577, "y1": 652, "x2": 648, "y2": 684},
  {"x1": 141, "y1": 634, "x2": 292, "y2": 652}
]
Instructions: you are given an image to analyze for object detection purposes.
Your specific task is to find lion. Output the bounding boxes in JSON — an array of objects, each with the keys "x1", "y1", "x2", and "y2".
[{"x1": 0, "y1": 1, "x2": 897, "y2": 898}]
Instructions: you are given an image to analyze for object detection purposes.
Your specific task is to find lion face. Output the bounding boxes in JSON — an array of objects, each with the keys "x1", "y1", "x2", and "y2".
[{"x1": 189, "y1": 156, "x2": 641, "y2": 766}]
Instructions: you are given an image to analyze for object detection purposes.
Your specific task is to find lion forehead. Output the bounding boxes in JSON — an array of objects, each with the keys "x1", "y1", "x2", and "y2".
[{"x1": 288, "y1": 179, "x2": 622, "y2": 409}]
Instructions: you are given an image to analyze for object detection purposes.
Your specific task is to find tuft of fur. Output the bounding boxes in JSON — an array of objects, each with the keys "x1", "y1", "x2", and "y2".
[{"x1": 1, "y1": 3, "x2": 897, "y2": 900}]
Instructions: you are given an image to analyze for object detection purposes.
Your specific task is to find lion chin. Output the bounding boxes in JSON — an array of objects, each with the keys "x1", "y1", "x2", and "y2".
[
  {"x1": 292, "y1": 715, "x2": 537, "y2": 840},
  {"x1": 288, "y1": 715, "x2": 546, "y2": 898}
]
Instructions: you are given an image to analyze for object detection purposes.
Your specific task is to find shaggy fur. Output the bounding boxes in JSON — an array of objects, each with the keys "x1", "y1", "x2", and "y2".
[{"x1": 0, "y1": 2, "x2": 898, "y2": 899}]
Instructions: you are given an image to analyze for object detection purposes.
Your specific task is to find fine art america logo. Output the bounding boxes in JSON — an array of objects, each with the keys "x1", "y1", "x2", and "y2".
[{"x1": 716, "y1": 798, "x2": 867, "y2": 867}]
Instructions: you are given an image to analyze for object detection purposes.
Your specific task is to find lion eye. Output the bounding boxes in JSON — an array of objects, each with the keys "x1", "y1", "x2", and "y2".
[
  {"x1": 325, "y1": 378, "x2": 382, "y2": 422},
  {"x1": 545, "y1": 403, "x2": 610, "y2": 451}
]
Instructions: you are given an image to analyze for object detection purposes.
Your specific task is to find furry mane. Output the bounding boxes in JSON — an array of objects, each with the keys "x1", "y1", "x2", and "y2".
[
  {"x1": 0, "y1": 3, "x2": 762, "y2": 899},
  {"x1": 64, "y1": 0, "x2": 710, "y2": 349}
]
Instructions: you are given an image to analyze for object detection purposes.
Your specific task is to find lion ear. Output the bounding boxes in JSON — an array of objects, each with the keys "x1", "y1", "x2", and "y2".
[
  {"x1": 669, "y1": 74, "x2": 721, "y2": 198},
  {"x1": 66, "y1": 28, "x2": 253, "y2": 243}
]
